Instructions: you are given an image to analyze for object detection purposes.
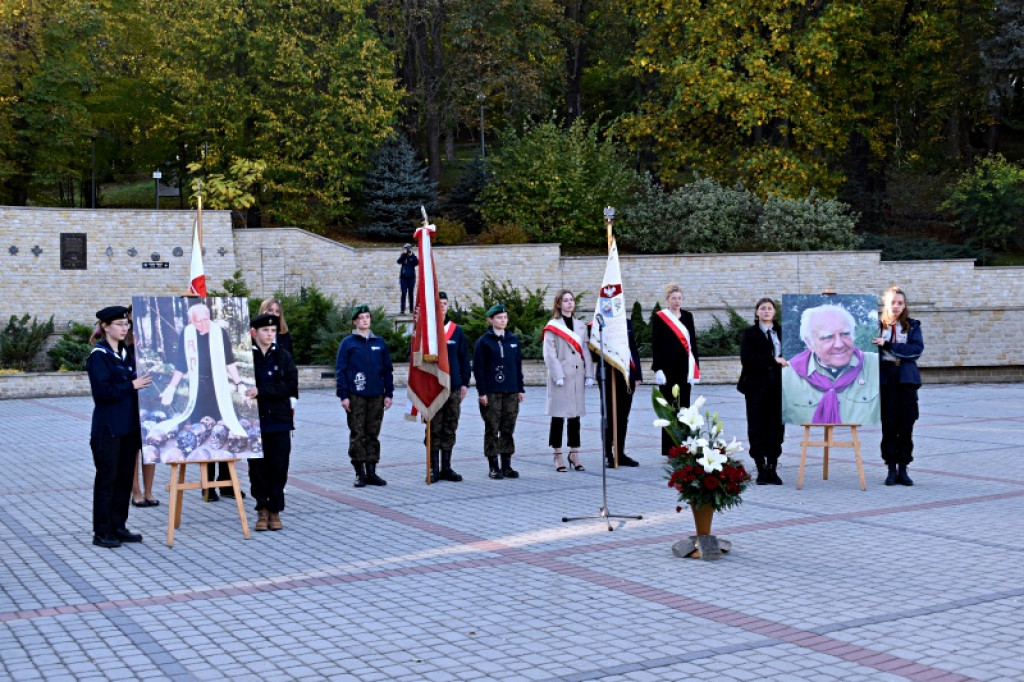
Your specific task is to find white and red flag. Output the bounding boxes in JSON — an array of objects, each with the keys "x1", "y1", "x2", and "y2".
[
  {"x1": 188, "y1": 193, "x2": 208, "y2": 296},
  {"x1": 588, "y1": 234, "x2": 631, "y2": 381},
  {"x1": 406, "y1": 211, "x2": 451, "y2": 421}
]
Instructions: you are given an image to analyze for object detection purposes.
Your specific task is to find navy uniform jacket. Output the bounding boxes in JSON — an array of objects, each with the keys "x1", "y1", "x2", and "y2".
[
  {"x1": 445, "y1": 321, "x2": 472, "y2": 390},
  {"x1": 473, "y1": 328, "x2": 525, "y2": 395},
  {"x1": 335, "y1": 332, "x2": 394, "y2": 400},
  {"x1": 253, "y1": 342, "x2": 299, "y2": 433},
  {"x1": 397, "y1": 252, "x2": 419, "y2": 279},
  {"x1": 879, "y1": 318, "x2": 924, "y2": 386},
  {"x1": 87, "y1": 342, "x2": 140, "y2": 439}
]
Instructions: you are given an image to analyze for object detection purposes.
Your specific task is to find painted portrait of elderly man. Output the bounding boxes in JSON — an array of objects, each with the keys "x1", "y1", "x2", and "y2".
[
  {"x1": 131, "y1": 296, "x2": 261, "y2": 464},
  {"x1": 780, "y1": 294, "x2": 880, "y2": 426}
]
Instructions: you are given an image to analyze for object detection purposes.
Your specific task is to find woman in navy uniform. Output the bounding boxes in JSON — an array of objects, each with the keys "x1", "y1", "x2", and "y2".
[{"x1": 87, "y1": 306, "x2": 152, "y2": 548}]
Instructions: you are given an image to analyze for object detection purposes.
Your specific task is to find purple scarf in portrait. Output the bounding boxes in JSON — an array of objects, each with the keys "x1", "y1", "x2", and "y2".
[{"x1": 789, "y1": 347, "x2": 866, "y2": 424}]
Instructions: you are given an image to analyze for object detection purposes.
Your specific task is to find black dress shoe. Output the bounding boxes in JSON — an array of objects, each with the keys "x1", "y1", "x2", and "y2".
[
  {"x1": 115, "y1": 529, "x2": 143, "y2": 543},
  {"x1": 204, "y1": 489, "x2": 220, "y2": 502},
  {"x1": 618, "y1": 455, "x2": 640, "y2": 467},
  {"x1": 93, "y1": 534, "x2": 121, "y2": 548}
]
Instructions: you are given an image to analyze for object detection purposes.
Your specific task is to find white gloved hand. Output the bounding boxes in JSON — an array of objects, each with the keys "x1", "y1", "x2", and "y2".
[
  {"x1": 585, "y1": 378, "x2": 595, "y2": 387},
  {"x1": 555, "y1": 378, "x2": 564, "y2": 387},
  {"x1": 654, "y1": 369, "x2": 667, "y2": 386}
]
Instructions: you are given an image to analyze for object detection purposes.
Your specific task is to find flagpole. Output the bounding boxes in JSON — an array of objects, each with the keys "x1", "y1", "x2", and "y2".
[
  {"x1": 425, "y1": 421, "x2": 432, "y2": 484},
  {"x1": 606, "y1": 208, "x2": 619, "y2": 469}
]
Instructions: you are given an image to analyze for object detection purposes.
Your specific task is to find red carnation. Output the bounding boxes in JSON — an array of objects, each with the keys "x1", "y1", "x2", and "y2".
[{"x1": 703, "y1": 476, "x2": 720, "y2": 490}]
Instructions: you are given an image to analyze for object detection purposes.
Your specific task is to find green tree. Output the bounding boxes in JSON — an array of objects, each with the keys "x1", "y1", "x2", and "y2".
[
  {"x1": 145, "y1": 0, "x2": 400, "y2": 228},
  {"x1": 358, "y1": 134, "x2": 438, "y2": 240},
  {"x1": 941, "y1": 155, "x2": 1024, "y2": 254},
  {"x1": 478, "y1": 117, "x2": 638, "y2": 245}
]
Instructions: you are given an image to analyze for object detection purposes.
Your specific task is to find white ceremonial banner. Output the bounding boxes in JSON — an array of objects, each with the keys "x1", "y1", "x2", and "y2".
[{"x1": 588, "y1": 238, "x2": 631, "y2": 380}]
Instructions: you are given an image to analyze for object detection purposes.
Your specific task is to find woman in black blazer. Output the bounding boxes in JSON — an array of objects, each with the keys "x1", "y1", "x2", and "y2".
[
  {"x1": 737, "y1": 297, "x2": 788, "y2": 484},
  {"x1": 651, "y1": 283, "x2": 700, "y2": 456}
]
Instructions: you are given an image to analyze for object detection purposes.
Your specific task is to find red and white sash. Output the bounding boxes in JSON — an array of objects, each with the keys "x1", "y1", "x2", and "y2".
[
  {"x1": 444, "y1": 321, "x2": 458, "y2": 343},
  {"x1": 542, "y1": 318, "x2": 584, "y2": 356},
  {"x1": 656, "y1": 309, "x2": 700, "y2": 384}
]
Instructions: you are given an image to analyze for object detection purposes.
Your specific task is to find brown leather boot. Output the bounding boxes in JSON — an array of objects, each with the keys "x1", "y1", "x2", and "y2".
[
  {"x1": 255, "y1": 509, "x2": 269, "y2": 532},
  {"x1": 268, "y1": 512, "x2": 283, "y2": 531}
]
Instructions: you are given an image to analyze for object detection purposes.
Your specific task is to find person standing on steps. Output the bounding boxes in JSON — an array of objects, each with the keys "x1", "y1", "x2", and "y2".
[{"x1": 397, "y1": 244, "x2": 418, "y2": 314}]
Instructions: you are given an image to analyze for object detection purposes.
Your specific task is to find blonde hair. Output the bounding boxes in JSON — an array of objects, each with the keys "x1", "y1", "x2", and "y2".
[
  {"x1": 259, "y1": 297, "x2": 289, "y2": 334},
  {"x1": 881, "y1": 286, "x2": 909, "y2": 333},
  {"x1": 551, "y1": 290, "x2": 574, "y2": 319},
  {"x1": 664, "y1": 283, "x2": 682, "y2": 300}
]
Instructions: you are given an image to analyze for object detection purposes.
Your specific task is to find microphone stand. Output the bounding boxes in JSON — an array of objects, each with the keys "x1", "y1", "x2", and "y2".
[{"x1": 562, "y1": 314, "x2": 642, "y2": 531}]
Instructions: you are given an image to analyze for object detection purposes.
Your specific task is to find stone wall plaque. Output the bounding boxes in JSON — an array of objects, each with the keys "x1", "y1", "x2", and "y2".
[
  {"x1": 142, "y1": 261, "x2": 169, "y2": 269},
  {"x1": 60, "y1": 233, "x2": 87, "y2": 270}
]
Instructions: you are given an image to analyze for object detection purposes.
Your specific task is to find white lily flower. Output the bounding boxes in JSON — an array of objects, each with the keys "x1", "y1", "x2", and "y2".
[
  {"x1": 724, "y1": 437, "x2": 743, "y2": 454},
  {"x1": 692, "y1": 395, "x2": 706, "y2": 411},
  {"x1": 677, "y1": 407, "x2": 704, "y2": 431},
  {"x1": 654, "y1": 370, "x2": 666, "y2": 385},
  {"x1": 672, "y1": 383, "x2": 680, "y2": 398},
  {"x1": 696, "y1": 450, "x2": 727, "y2": 473},
  {"x1": 655, "y1": 396, "x2": 669, "y2": 407},
  {"x1": 653, "y1": 418, "x2": 671, "y2": 428}
]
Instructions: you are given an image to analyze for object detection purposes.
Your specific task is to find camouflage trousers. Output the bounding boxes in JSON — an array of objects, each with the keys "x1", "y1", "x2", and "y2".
[
  {"x1": 425, "y1": 392, "x2": 462, "y2": 452},
  {"x1": 478, "y1": 392, "x2": 519, "y2": 457},
  {"x1": 346, "y1": 394, "x2": 384, "y2": 464}
]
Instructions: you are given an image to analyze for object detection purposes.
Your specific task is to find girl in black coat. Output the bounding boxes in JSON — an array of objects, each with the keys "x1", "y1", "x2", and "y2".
[
  {"x1": 738, "y1": 297, "x2": 788, "y2": 484},
  {"x1": 651, "y1": 283, "x2": 701, "y2": 456}
]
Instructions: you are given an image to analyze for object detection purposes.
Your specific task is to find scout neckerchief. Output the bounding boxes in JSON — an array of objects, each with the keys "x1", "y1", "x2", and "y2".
[
  {"x1": 157, "y1": 323, "x2": 247, "y2": 437},
  {"x1": 542, "y1": 318, "x2": 583, "y2": 356},
  {"x1": 655, "y1": 309, "x2": 700, "y2": 383},
  {"x1": 789, "y1": 347, "x2": 866, "y2": 424}
]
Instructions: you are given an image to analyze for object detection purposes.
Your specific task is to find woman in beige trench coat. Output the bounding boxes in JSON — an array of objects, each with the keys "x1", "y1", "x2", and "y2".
[{"x1": 543, "y1": 290, "x2": 595, "y2": 472}]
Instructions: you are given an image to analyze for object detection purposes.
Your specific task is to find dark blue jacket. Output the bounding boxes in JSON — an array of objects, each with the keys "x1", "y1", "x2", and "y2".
[
  {"x1": 87, "y1": 342, "x2": 140, "y2": 439},
  {"x1": 473, "y1": 328, "x2": 524, "y2": 395},
  {"x1": 253, "y1": 342, "x2": 299, "y2": 433},
  {"x1": 336, "y1": 332, "x2": 394, "y2": 400},
  {"x1": 397, "y1": 252, "x2": 418, "y2": 280},
  {"x1": 446, "y1": 321, "x2": 472, "y2": 390},
  {"x1": 880, "y1": 318, "x2": 924, "y2": 386}
]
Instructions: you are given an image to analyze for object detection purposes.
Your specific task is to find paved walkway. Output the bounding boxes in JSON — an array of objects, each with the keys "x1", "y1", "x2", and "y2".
[{"x1": 1, "y1": 383, "x2": 1022, "y2": 681}]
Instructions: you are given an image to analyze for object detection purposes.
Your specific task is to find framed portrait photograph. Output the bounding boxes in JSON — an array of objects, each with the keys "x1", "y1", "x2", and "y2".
[
  {"x1": 781, "y1": 293, "x2": 880, "y2": 426},
  {"x1": 131, "y1": 296, "x2": 262, "y2": 463}
]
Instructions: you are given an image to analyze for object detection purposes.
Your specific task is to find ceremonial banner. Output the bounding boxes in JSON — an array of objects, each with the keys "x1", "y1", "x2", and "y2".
[
  {"x1": 780, "y1": 293, "x2": 880, "y2": 425},
  {"x1": 188, "y1": 221, "x2": 207, "y2": 296},
  {"x1": 131, "y1": 296, "x2": 261, "y2": 463},
  {"x1": 588, "y1": 237, "x2": 631, "y2": 380},
  {"x1": 406, "y1": 219, "x2": 451, "y2": 421}
]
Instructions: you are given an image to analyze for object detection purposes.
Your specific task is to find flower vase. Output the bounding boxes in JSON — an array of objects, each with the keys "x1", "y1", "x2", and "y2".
[{"x1": 690, "y1": 504, "x2": 714, "y2": 536}]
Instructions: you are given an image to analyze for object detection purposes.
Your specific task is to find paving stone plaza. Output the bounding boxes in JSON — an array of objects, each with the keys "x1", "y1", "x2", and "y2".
[{"x1": 1, "y1": 382, "x2": 1022, "y2": 681}]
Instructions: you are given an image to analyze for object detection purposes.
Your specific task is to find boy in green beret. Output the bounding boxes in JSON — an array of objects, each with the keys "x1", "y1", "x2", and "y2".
[
  {"x1": 472, "y1": 304, "x2": 525, "y2": 479},
  {"x1": 335, "y1": 305, "x2": 394, "y2": 487}
]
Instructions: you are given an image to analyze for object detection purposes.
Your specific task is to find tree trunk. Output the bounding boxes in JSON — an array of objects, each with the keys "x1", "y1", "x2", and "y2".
[{"x1": 563, "y1": 0, "x2": 587, "y2": 126}]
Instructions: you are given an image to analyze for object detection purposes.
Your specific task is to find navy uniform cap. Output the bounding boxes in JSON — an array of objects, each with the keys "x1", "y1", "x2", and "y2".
[
  {"x1": 350, "y1": 304, "x2": 371, "y2": 321},
  {"x1": 96, "y1": 306, "x2": 129, "y2": 323},
  {"x1": 439, "y1": 291, "x2": 448, "y2": 300},
  {"x1": 486, "y1": 304, "x2": 506, "y2": 317},
  {"x1": 251, "y1": 313, "x2": 279, "y2": 329}
]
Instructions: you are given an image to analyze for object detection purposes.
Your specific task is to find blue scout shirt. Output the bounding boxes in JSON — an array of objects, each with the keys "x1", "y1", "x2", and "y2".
[
  {"x1": 87, "y1": 342, "x2": 140, "y2": 439},
  {"x1": 335, "y1": 332, "x2": 394, "y2": 400}
]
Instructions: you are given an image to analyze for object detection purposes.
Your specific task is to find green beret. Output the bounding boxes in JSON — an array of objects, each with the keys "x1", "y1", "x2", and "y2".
[
  {"x1": 350, "y1": 304, "x2": 371, "y2": 321},
  {"x1": 486, "y1": 304, "x2": 506, "y2": 318},
  {"x1": 438, "y1": 291, "x2": 448, "y2": 300}
]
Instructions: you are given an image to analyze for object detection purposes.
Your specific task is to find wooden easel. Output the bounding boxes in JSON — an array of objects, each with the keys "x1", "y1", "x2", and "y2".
[
  {"x1": 797, "y1": 423, "x2": 866, "y2": 491},
  {"x1": 165, "y1": 458, "x2": 250, "y2": 546}
]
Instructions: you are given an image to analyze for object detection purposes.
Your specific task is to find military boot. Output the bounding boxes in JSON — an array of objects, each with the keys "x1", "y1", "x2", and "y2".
[
  {"x1": 897, "y1": 463, "x2": 914, "y2": 486},
  {"x1": 500, "y1": 454, "x2": 519, "y2": 479},
  {"x1": 884, "y1": 463, "x2": 898, "y2": 486},
  {"x1": 429, "y1": 449, "x2": 440, "y2": 483},
  {"x1": 268, "y1": 512, "x2": 283, "y2": 531},
  {"x1": 487, "y1": 455, "x2": 503, "y2": 479},
  {"x1": 752, "y1": 456, "x2": 767, "y2": 485},
  {"x1": 439, "y1": 450, "x2": 462, "y2": 482},
  {"x1": 365, "y1": 462, "x2": 387, "y2": 486},
  {"x1": 353, "y1": 462, "x2": 367, "y2": 488}
]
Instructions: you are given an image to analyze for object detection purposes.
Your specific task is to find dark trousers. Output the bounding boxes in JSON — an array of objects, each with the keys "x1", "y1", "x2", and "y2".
[
  {"x1": 208, "y1": 461, "x2": 232, "y2": 486},
  {"x1": 249, "y1": 431, "x2": 291, "y2": 513},
  {"x1": 400, "y1": 277, "x2": 415, "y2": 313},
  {"x1": 479, "y1": 393, "x2": 519, "y2": 456},
  {"x1": 426, "y1": 392, "x2": 462, "y2": 451},
  {"x1": 90, "y1": 433, "x2": 138, "y2": 537},
  {"x1": 745, "y1": 393, "x2": 784, "y2": 461},
  {"x1": 347, "y1": 394, "x2": 385, "y2": 463},
  {"x1": 598, "y1": 365, "x2": 633, "y2": 461},
  {"x1": 548, "y1": 417, "x2": 581, "y2": 449},
  {"x1": 880, "y1": 364, "x2": 918, "y2": 465}
]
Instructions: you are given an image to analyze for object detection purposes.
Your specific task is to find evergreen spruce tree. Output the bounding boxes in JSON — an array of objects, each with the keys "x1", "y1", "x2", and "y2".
[
  {"x1": 444, "y1": 156, "x2": 491, "y2": 234},
  {"x1": 359, "y1": 135, "x2": 438, "y2": 240}
]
